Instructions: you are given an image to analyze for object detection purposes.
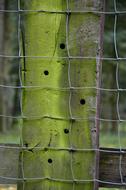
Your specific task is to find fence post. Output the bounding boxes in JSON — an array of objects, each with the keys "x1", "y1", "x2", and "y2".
[{"x1": 18, "y1": 1, "x2": 104, "y2": 190}]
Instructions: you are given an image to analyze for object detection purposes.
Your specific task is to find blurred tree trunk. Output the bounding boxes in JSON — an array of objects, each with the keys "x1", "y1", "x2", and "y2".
[
  {"x1": 0, "y1": 0, "x2": 18, "y2": 133},
  {"x1": 110, "y1": 63, "x2": 118, "y2": 132},
  {"x1": 0, "y1": 0, "x2": 6, "y2": 132},
  {"x1": 102, "y1": 0, "x2": 118, "y2": 133}
]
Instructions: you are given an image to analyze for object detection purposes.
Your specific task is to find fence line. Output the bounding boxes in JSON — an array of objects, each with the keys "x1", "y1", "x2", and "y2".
[{"x1": 0, "y1": 0, "x2": 126, "y2": 188}]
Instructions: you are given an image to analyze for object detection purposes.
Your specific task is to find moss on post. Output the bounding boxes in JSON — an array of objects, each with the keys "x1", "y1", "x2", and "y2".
[{"x1": 18, "y1": 1, "x2": 103, "y2": 190}]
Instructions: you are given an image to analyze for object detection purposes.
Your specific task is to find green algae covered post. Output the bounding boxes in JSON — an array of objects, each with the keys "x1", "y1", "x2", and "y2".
[{"x1": 18, "y1": 1, "x2": 104, "y2": 190}]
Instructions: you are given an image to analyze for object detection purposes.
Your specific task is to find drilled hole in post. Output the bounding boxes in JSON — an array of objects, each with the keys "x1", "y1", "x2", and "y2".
[
  {"x1": 64, "y1": 129, "x2": 69, "y2": 134},
  {"x1": 25, "y1": 143, "x2": 28, "y2": 147},
  {"x1": 48, "y1": 158, "x2": 53, "y2": 164},
  {"x1": 60, "y1": 43, "x2": 65, "y2": 49},
  {"x1": 80, "y1": 99, "x2": 86, "y2": 105},
  {"x1": 44, "y1": 70, "x2": 49, "y2": 75}
]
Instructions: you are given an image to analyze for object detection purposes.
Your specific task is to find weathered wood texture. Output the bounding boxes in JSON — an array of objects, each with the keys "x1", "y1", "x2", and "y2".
[
  {"x1": 0, "y1": 146, "x2": 126, "y2": 189},
  {"x1": 99, "y1": 148, "x2": 126, "y2": 188},
  {"x1": 19, "y1": 1, "x2": 104, "y2": 190}
]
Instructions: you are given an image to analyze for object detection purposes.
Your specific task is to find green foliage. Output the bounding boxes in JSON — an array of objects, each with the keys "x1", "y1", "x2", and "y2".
[{"x1": 101, "y1": 0, "x2": 126, "y2": 132}]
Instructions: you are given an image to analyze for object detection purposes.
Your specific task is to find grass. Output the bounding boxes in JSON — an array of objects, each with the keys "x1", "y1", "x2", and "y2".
[
  {"x1": 0, "y1": 130, "x2": 20, "y2": 144},
  {"x1": 100, "y1": 131, "x2": 126, "y2": 148},
  {"x1": 100, "y1": 124, "x2": 126, "y2": 148},
  {"x1": 0, "y1": 185, "x2": 16, "y2": 190},
  {"x1": 0, "y1": 122, "x2": 20, "y2": 144}
]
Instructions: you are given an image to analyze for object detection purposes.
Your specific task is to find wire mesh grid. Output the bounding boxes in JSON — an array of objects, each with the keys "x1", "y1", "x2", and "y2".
[{"x1": 0, "y1": 0, "x2": 126, "y2": 189}]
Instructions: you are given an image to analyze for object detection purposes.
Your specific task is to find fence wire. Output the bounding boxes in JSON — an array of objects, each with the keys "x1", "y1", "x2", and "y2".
[{"x1": 0, "y1": 0, "x2": 126, "y2": 189}]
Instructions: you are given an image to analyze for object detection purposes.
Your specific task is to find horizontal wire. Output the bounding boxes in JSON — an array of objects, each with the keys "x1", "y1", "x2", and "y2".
[
  {"x1": 1, "y1": 2, "x2": 126, "y2": 187},
  {"x1": 0, "y1": 175, "x2": 93, "y2": 182},
  {"x1": 1, "y1": 54, "x2": 126, "y2": 60},
  {"x1": 0, "y1": 175, "x2": 126, "y2": 186},
  {"x1": 0, "y1": 84, "x2": 126, "y2": 92},
  {"x1": 97, "y1": 179, "x2": 126, "y2": 186},
  {"x1": 0, "y1": 113, "x2": 126, "y2": 122},
  {"x1": 0, "y1": 145, "x2": 125, "y2": 154},
  {"x1": 0, "y1": 9, "x2": 126, "y2": 15},
  {"x1": 0, "y1": 114, "x2": 125, "y2": 123}
]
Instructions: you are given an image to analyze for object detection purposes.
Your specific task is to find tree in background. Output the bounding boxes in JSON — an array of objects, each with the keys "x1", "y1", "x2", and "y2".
[
  {"x1": 101, "y1": 0, "x2": 126, "y2": 132},
  {"x1": 0, "y1": 0, "x2": 6, "y2": 133},
  {"x1": 0, "y1": 0, "x2": 18, "y2": 133}
]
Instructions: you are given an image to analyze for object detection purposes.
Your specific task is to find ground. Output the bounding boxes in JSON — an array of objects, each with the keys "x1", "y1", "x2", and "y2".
[{"x1": 0, "y1": 185, "x2": 16, "y2": 190}]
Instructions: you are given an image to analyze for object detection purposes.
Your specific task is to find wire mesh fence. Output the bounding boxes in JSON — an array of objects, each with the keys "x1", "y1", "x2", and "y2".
[{"x1": 0, "y1": 0, "x2": 126, "y2": 189}]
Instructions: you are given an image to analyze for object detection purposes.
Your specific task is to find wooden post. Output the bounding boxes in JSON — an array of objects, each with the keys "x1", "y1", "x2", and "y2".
[{"x1": 18, "y1": 1, "x2": 104, "y2": 190}]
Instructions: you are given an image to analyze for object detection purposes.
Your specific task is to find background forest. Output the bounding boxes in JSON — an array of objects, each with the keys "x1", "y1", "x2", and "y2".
[
  {"x1": 0, "y1": 0, "x2": 126, "y2": 190},
  {"x1": 101, "y1": 0, "x2": 126, "y2": 149}
]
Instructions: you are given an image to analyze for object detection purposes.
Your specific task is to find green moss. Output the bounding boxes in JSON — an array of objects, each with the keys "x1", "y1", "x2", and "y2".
[{"x1": 19, "y1": 0, "x2": 102, "y2": 190}]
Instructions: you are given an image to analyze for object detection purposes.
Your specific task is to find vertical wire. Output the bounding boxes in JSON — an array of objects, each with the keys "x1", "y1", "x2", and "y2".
[
  {"x1": 1, "y1": 0, "x2": 126, "y2": 188},
  {"x1": 114, "y1": 0, "x2": 124, "y2": 185},
  {"x1": 18, "y1": 0, "x2": 25, "y2": 189},
  {"x1": 66, "y1": 1, "x2": 75, "y2": 189}
]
